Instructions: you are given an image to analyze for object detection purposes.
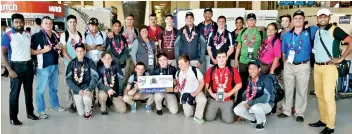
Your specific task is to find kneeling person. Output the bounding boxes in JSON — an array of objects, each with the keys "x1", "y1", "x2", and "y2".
[
  {"x1": 205, "y1": 50, "x2": 242, "y2": 124},
  {"x1": 233, "y1": 62, "x2": 275, "y2": 130},
  {"x1": 66, "y1": 44, "x2": 99, "y2": 119},
  {"x1": 123, "y1": 62, "x2": 154, "y2": 112},
  {"x1": 97, "y1": 51, "x2": 127, "y2": 115}
]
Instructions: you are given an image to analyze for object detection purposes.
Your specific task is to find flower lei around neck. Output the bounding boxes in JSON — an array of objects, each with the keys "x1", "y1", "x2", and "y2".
[
  {"x1": 183, "y1": 26, "x2": 196, "y2": 43},
  {"x1": 203, "y1": 23, "x2": 214, "y2": 39},
  {"x1": 163, "y1": 29, "x2": 175, "y2": 48},
  {"x1": 243, "y1": 29, "x2": 257, "y2": 47},
  {"x1": 103, "y1": 69, "x2": 116, "y2": 88},
  {"x1": 246, "y1": 78, "x2": 258, "y2": 101},
  {"x1": 112, "y1": 37, "x2": 125, "y2": 55},
  {"x1": 214, "y1": 68, "x2": 229, "y2": 88},
  {"x1": 214, "y1": 32, "x2": 227, "y2": 50},
  {"x1": 123, "y1": 28, "x2": 137, "y2": 46},
  {"x1": 258, "y1": 38, "x2": 271, "y2": 58},
  {"x1": 176, "y1": 73, "x2": 187, "y2": 92},
  {"x1": 73, "y1": 62, "x2": 84, "y2": 84}
]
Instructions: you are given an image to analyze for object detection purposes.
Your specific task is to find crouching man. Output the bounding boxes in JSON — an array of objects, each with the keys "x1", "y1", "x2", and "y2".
[{"x1": 66, "y1": 44, "x2": 99, "y2": 119}]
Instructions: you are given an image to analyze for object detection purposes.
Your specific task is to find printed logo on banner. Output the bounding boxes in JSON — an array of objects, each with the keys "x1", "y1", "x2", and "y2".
[
  {"x1": 138, "y1": 77, "x2": 147, "y2": 86},
  {"x1": 49, "y1": 6, "x2": 62, "y2": 13},
  {"x1": 339, "y1": 16, "x2": 351, "y2": 24}
]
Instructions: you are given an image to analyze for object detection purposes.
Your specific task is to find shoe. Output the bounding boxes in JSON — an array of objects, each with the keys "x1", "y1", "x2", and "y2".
[
  {"x1": 84, "y1": 111, "x2": 92, "y2": 120},
  {"x1": 161, "y1": 98, "x2": 167, "y2": 108},
  {"x1": 278, "y1": 113, "x2": 289, "y2": 118},
  {"x1": 193, "y1": 117, "x2": 205, "y2": 124},
  {"x1": 67, "y1": 105, "x2": 76, "y2": 113},
  {"x1": 296, "y1": 116, "x2": 304, "y2": 122},
  {"x1": 10, "y1": 119, "x2": 22, "y2": 125},
  {"x1": 38, "y1": 112, "x2": 48, "y2": 119},
  {"x1": 27, "y1": 114, "x2": 40, "y2": 120},
  {"x1": 310, "y1": 90, "x2": 316, "y2": 95},
  {"x1": 256, "y1": 120, "x2": 266, "y2": 130},
  {"x1": 139, "y1": 100, "x2": 147, "y2": 103},
  {"x1": 131, "y1": 102, "x2": 137, "y2": 113},
  {"x1": 51, "y1": 107, "x2": 67, "y2": 112},
  {"x1": 309, "y1": 120, "x2": 326, "y2": 127},
  {"x1": 157, "y1": 110, "x2": 163, "y2": 115},
  {"x1": 250, "y1": 120, "x2": 257, "y2": 124},
  {"x1": 145, "y1": 105, "x2": 152, "y2": 112},
  {"x1": 101, "y1": 111, "x2": 108, "y2": 115},
  {"x1": 320, "y1": 127, "x2": 334, "y2": 134}
]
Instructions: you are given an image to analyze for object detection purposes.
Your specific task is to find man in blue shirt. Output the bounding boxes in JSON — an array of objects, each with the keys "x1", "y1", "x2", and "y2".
[{"x1": 278, "y1": 10, "x2": 318, "y2": 122}]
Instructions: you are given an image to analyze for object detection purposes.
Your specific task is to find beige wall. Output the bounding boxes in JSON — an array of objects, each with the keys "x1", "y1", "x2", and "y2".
[
  {"x1": 171, "y1": 1, "x2": 190, "y2": 11},
  {"x1": 104, "y1": 1, "x2": 124, "y2": 25}
]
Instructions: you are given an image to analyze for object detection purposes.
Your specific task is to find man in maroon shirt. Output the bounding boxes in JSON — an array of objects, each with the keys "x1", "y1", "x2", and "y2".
[
  {"x1": 158, "y1": 14, "x2": 178, "y2": 67},
  {"x1": 204, "y1": 50, "x2": 242, "y2": 124},
  {"x1": 148, "y1": 13, "x2": 162, "y2": 52}
]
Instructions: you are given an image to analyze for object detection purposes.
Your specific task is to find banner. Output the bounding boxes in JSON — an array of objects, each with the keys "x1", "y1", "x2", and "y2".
[
  {"x1": 1, "y1": 1, "x2": 65, "y2": 18},
  {"x1": 339, "y1": 16, "x2": 351, "y2": 24},
  {"x1": 137, "y1": 75, "x2": 174, "y2": 94}
]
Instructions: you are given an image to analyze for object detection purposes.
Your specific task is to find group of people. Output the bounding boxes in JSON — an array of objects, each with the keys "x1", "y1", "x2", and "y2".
[{"x1": 2, "y1": 7, "x2": 352, "y2": 134}]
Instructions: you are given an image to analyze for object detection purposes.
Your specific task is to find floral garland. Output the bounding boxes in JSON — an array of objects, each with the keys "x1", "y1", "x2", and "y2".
[
  {"x1": 124, "y1": 32, "x2": 137, "y2": 47},
  {"x1": 246, "y1": 80, "x2": 258, "y2": 101},
  {"x1": 112, "y1": 38, "x2": 125, "y2": 55},
  {"x1": 243, "y1": 34, "x2": 256, "y2": 47},
  {"x1": 103, "y1": 70, "x2": 115, "y2": 88},
  {"x1": 74, "y1": 65, "x2": 84, "y2": 84},
  {"x1": 183, "y1": 28, "x2": 196, "y2": 43},
  {"x1": 213, "y1": 33, "x2": 227, "y2": 50},
  {"x1": 163, "y1": 29, "x2": 174, "y2": 48},
  {"x1": 203, "y1": 24, "x2": 214, "y2": 40},
  {"x1": 176, "y1": 73, "x2": 187, "y2": 91},
  {"x1": 258, "y1": 41, "x2": 269, "y2": 58}
]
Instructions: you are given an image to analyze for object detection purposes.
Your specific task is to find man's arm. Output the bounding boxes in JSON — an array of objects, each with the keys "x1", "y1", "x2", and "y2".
[
  {"x1": 333, "y1": 27, "x2": 352, "y2": 60},
  {"x1": 234, "y1": 43, "x2": 241, "y2": 61},
  {"x1": 60, "y1": 33, "x2": 72, "y2": 61},
  {"x1": 206, "y1": 33, "x2": 215, "y2": 62},
  {"x1": 65, "y1": 63, "x2": 81, "y2": 94},
  {"x1": 227, "y1": 68, "x2": 242, "y2": 96},
  {"x1": 174, "y1": 34, "x2": 181, "y2": 65},
  {"x1": 194, "y1": 69, "x2": 205, "y2": 95},
  {"x1": 97, "y1": 78, "x2": 111, "y2": 92},
  {"x1": 197, "y1": 34, "x2": 206, "y2": 64},
  {"x1": 1, "y1": 34, "x2": 13, "y2": 73},
  {"x1": 227, "y1": 32, "x2": 235, "y2": 58},
  {"x1": 130, "y1": 39, "x2": 138, "y2": 65},
  {"x1": 88, "y1": 60, "x2": 99, "y2": 91}
]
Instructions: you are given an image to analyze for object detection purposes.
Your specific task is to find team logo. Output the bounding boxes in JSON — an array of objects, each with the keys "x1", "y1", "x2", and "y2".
[
  {"x1": 150, "y1": 78, "x2": 158, "y2": 85},
  {"x1": 139, "y1": 77, "x2": 147, "y2": 86}
]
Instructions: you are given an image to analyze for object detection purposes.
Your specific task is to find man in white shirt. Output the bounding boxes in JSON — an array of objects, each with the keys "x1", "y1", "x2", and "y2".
[
  {"x1": 85, "y1": 17, "x2": 106, "y2": 63},
  {"x1": 175, "y1": 54, "x2": 207, "y2": 124},
  {"x1": 31, "y1": 18, "x2": 41, "y2": 36}
]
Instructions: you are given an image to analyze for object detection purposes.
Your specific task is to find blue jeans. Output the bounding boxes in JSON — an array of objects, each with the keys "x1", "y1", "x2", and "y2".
[{"x1": 36, "y1": 65, "x2": 60, "y2": 113}]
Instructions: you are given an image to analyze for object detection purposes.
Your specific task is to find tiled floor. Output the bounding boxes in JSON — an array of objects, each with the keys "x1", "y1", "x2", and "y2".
[{"x1": 1, "y1": 62, "x2": 352, "y2": 134}]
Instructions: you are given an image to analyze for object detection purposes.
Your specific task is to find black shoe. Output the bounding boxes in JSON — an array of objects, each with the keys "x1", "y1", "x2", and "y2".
[
  {"x1": 310, "y1": 91, "x2": 316, "y2": 95},
  {"x1": 157, "y1": 110, "x2": 163, "y2": 115},
  {"x1": 320, "y1": 127, "x2": 334, "y2": 134},
  {"x1": 296, "y1": 116, "x2": 304, "y2": 122},
  {"x1": 161, "y1": 99, "x2": 167, "y2": 108},
  {"x1": 27, "y1": 114, "x2": 39, "y2": 120},
  {"x1": 309, "y1": 120, "x2": 326, "y2": 127},
  {"x1": 256, "y1": 121, "x2": 266, "y2": 130},
  {"x1": 101, "y1": 111, "x2": 108, "y2": 115},
  {"x1": 1, "y1": 73, "x2": 8, "y2": 77},
  {"x1": 10, "y1": 119, "x2": 22, "y2": 125},
  {"x1": 67, "y1": 105, "x2": 76, "y2": 113},
  {"x1": 278, "y1": 113, "x2": 289, "y2": 118},
  {"x1": 250, "y1": 120, "x2": 257, "y2": 124}
]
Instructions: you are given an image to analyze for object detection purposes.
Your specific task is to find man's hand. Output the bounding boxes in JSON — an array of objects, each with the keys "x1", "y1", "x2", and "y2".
[
  {"x1": 224, "y1": 93, "x2": 231, "y2": 100},
  {"x1": 107, "y1": 89, "x2": 116, "y2": 97},
  {"x1": 96, "y1": 45, "x2": 105, "y2": 51},
  {"x1": 43, "y1": 45, "x2": 52, "y2": 53},
  {"x1": 211, "y1": 58, "x2": 217, "y2": 65},
  {"x1": 258, "y1": 26, "x2": 265, "y2": 31},
  {"x1": 209, "y1": 91, "x2": 217, "y2": 100},
  {"x1": 128, "y1": 88, "x2": 137, "y2": 96},
  {"x1": 108, "y1": 32, "x2": 114, "y2": 38},
  {"x1": 330, "y1": 57, "x2": 344, "y2": 64},
  {"x1": 234, "y1": 60, "x2": 239, "y2": 67},
  {"x1": 85, "y1": 90, "x2": 93, "y2": 98},
  {"x1": 196, "y1": 62, "x2": 202, "y2": 68},
  {"x1": 79, "y1": 90, "x2": 84, "y2": 96},
  {"x1": 191, "y1": 91, "x2": 199, "y2": 97},
  {"x1": 55, "y1": 43, "x2": 62, "y2": 50},
  {"x1": 8, "y1": 70, "x2": 18, "y2": 78},
  {"x1": 133, "y1": 82, "x2": 138, "y2": 89},
  {"x1": 244, "y1": 103, "x2": 249, "y2": 109}
]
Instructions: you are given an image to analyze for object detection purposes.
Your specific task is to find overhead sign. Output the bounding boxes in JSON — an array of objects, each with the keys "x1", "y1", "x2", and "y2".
[
  {"x1": 1, "y1": 1, "x2": 65, "y2": 18},
  {"x1": 278, "y1": 1, "x2": 315, "y2": 6},
  {"x1": 339, "y1": 16, "x2": 351, "y2": 24}
]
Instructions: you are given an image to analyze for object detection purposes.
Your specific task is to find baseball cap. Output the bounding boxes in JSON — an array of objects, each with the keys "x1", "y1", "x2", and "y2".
[
  {"x1": 74, "y1": 43, "x2": 86, "y2": 50},
  {"x1": 165, "y1": 13, "x2": 173, "y2": 19},
  {"x1": 293, "y1": 10, "x2": 305, "y2": 17},
  {"x1": 246, "y1": 13, "x2": 256, "y2": 20},
  {"x1": 88, "y1": 17, "x2": 99, "y2": 25},
  {"x1": 317, "y1": 8, "x2": 331, "y2": 16},
  {"x1": 204, "y1": 8, "x2": 213, "y2": 13},
  {"x1": 185, "y1": 12, "x2": 194, "y2": 18}
]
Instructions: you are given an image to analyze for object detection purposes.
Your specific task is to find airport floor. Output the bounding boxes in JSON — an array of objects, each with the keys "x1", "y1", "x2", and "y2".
[{"x1": 1, "y1": 61, "x2": 352, "y2": 134}]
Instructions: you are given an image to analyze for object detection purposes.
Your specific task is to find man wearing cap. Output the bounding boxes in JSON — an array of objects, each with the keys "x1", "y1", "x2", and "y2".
[
  {"x1": 159, "y1": 14, "x2": 178, "y2": 67},
  {"x1": 121, "y1": 14, "x2": 139, "y2": 50},
  {"x1": 234, "y1": 13, "x2": 267, "y2": 107},
  {"x1": 279, "y1": 14, "x2": 292, "y2": 40},
  {"x1": 278, "y1": 10, "x2": 318, "y2": 122},
  {"x1": 309, "y1": 8, "x2": 352, "y2": 134},
  {"x1": 206, "y1": 16, "x2": 234, "y2": 69},
  {"x1": 175, "y1": 11, "x2": 206, "y2": 74},
  {"x1": 85, "y1": 18, "x2": 107, "y2": 63},
  {"x1": 148, "y1": 13, "x2": 163, "y2": 52},
  {"x1": 197, "y1": 8, "x2": 218, "y2": 70}
]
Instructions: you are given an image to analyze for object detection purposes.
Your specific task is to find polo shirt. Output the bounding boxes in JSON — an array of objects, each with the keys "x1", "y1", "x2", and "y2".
[
  {"x1": 281, "y1": 26, "x2": 318, "y2": 63},
  {"x1": 60, "y1": 31, "x2": 86, "y2": 65},
  {"x1": 237, "y1": 28, "x2": 267, "y2": 64},
  {"x1": 259, "y1": 37, "x2": 282, "y2": 65},
  {"x1": 207, "y1": 30, "x2": 234, "y2": 64},
  {"x1": 204, "y1": 66, "x2": 242, "y2": 101},
  {"x1": 177, "y1": 66, "x2": 204, "y2": 93},
  {"x1": 85, "y1": 30, "x2": 106, "y2": 62},
  {"x1": 148, "y1": 25, "x2": 162, "y2": 42},
  {"x1": 1, "y1": 29, "x2": 31, "y2": 62},
  {"x1": 314, "y1": 24, "x2": 349, "y2": 63},
  {"x1": 197, "y1": 21, "x2": 218, "y2": 42},
  {"x1": 31, "y1": 31, "x2": 59, "y2": 69}
]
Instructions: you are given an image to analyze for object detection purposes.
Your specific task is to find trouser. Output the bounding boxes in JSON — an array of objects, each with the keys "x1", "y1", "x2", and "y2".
[
  {"x1": 74, "y1": 94, "x2": 92, "y2": 116},
  {"x1": 124, "y1": 58, "x2": 134, "y2": 87},
  {"x1": 154, "y1": 93, "x2": 178, "y2": 114},
  {"x1": 36, "y1": 65, "x2": 61, "y2": 113},
  {"x1": 234, "y1": 63, "x2": 249, "y2": 106},
  {"x1": 205, "y1": 98, "x2": 235, "y2": 124},
  {"x1": 123, "y1": 94, "x2": 154, "y2": 105},
  {"x1": 234, "y1": 101, "x2": 272, "y2": 124},
  {"x1": 190, "y1": 60, "x2": 206, "y2": 75},
  {"x1": 168, "y1": 60, "x2": 177, "y2": 67},
  {"x1": 9, "y1": 61, "x2": 34, "y2": 120},
  {"x1": 182, "y1": 92, "x2": 207, "y2": 119},
  {"x1": 314, "y1": 64, "x2": 338, "y2": 129},
  {"x1": 205, "y1": 56, "x2": 211, "y2": 70},
  {"x1": 98, "y1": 90, "x2": 127, "y2": 113},
  {"x1": 282, "y1": 62, "x2": 310, "y2": 117},
  {"x1": 65, "y1": 65, "x2": 75, "y2": 107}
]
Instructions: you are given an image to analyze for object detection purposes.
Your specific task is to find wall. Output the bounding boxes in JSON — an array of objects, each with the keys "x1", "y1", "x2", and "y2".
[
  {"x1": 104, "y1": 1, "x2": 124, "y2": 25},
  {"x1": 171, "y1": 1, "x2": 190, "y2": 11}
]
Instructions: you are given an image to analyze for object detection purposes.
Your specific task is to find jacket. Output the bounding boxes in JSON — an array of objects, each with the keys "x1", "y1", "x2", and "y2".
[
  {"x1": 97, "y1": 63, "x2": 123, "y2": 97},
  {"x1": 242, "y1": 75, "x2": 275, "y2": 107}
]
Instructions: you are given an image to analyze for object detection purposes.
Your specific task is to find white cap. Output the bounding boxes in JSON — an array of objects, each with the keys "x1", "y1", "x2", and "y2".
[{"x1": 317, "y1": 8, "x2": 331, "y2": 16}]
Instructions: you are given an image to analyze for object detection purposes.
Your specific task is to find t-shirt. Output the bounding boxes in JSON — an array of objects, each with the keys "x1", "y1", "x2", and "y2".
[
  {"x1": 148, "y1": 26, "x2": 162, "y2": 42},
  {"x1": 177, "y1": 66, "x2": 204, "y2": 93},
  {"x1": 160, "y1": 29, "x2": 177, "y2": 59},
  {"x1": 31, "y1": 31, "x2": 59, "y2": 69},
  {"x1": 60, "y1": 31, "x2": 86, "y2": 65},
  {"x1": 237, "y1": 28, "x2": 267, "y2": 64},
  {"x1": 85, "y1": 31, "x2": 106, "y2": 63},
  {"x1": 207, "y1": 30, "x2": 234, "y2": 64},
  {"x1": 204, "y1": 66, "x2": 242, "y2": 101},
  {"x1": 1, "y1": 29, "x2": 31, "y2": 61},
  {"x1": 259, "y1": 37, "x2": 282, "y2": 66}
]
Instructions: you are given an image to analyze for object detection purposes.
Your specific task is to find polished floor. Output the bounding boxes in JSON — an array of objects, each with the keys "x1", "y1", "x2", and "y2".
[{"x1": 1, "y1": 62, "x2": 352, "y2": 134}]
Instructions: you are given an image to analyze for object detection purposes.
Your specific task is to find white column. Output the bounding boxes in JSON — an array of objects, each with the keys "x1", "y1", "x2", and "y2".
[
  {"x1": 214, "y1": 1, "x2": 218, "y2": 8},
  {"x1": 93, "y1": 1, "x2": 104, "y2": 8},
  {"x1": 189, "y1": 1, "x2": 200, "y2": 9},
  {"x1": 252, "y1": 1, "x2": 261, "y2": 10},
  {"x1": 144, "y1": 1, "x2": 152, "y2": 25}
]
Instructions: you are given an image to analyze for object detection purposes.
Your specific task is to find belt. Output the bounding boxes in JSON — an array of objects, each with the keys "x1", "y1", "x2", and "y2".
[
  {"x1": 315, "y1": 62, "x2": 330, "y2": 65},
  {"x1": 10, "y1": 61, "x2": 31, "y2": 64},
  {"x1": 292, "y1": 60, "x2": 309, "y2": 65}
]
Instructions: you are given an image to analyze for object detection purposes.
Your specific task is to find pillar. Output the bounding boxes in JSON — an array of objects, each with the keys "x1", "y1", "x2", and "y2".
[
  {"x1": 236, "y1": 1, "x2": 240, "y2": 8},
  {"x1": 252, "y1": 1, "x2": 261, "y2": 10},
  {"x1": 214, "y1": 1, "x2": 218, "y2": 8},
  {"x1": 144, "y1": 1, "x2": 152, "y2": 25},
  {"x1": 189, "y1": 1, "x2": 200, "y2": 9},
  {"x1": 93, "y1": 1, "x2": 104, "y2": 8}
]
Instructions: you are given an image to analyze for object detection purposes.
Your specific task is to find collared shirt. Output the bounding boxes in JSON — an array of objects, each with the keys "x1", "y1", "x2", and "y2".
[
  {"x1": 259, "y1": 36, "x2": 282, "y2": 66},
  {"x1": 31, "y1": 30, "x2": 60, "y2": 69},
  {"x1": 60, "y1": 30, "x2": 86, "y2": 65},
  {"x1": 282, "y1": 26, "x2": 318, "y2": 63},
  {"x1": 31, "y1": 25, "x2": 41, "y2": 36},
  {"x1": 207, "y1": 30, "x2": 234, "y2": 64},
  {"x1": 85, "y1": 30, "x2": 107, "y2": 62},
  {"x1": 197, "y1": 21, "x2": 218, "y2": 42},
  {"x1": 148, "y1": 25, "x2": 162, "y2": 42},
  {"x1": 177, "y1": 66, "x2": 204, "y2": 93},
  {"x1": 1, "y1": 29, "x2": 31, "y2": 61},
  {"x1": 314, "y1": 24, "x2": 349, "y2": 63}
]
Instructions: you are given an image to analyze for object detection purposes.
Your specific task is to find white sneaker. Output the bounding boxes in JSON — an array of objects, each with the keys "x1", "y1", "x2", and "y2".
[
  {"x1": 193, "y1": 117, "x2": 205, "y2": 124},
  {"x1": 51, "y1": 107, "x2": 67, "y2": 112},
  {"x1": 39, "y1": 112, "x2": 48, "y2": 119}
]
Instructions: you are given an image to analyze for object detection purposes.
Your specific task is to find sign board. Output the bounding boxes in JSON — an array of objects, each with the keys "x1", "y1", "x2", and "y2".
[
  {"x1": 245, "y1": 10, "x2": 278, "y2": 27},
  {"x1": 339, "y1": 16, "x2": 351, "y2": 24},
  {"x1": 137, "y1": 75, "x2": 174, "y2": 94},
  {"x1": 1, "y1": 1, "x2": 65, "y2": 18}
]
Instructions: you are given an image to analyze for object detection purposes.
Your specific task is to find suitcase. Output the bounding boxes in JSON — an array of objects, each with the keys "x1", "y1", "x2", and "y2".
[{"x1": 336, "y1": 60, "x2": 352, "y2": 99}]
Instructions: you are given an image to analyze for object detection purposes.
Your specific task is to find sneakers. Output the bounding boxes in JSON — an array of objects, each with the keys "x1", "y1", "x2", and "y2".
[
  {"x1": 131, "y1": 102, "x2": 137, "y2": 113},
  {"x1": 156, "y1": 110, "x2": 163, "y2": 115},
  {"x1": 84, "y1": 111, "x2": 92, "y2": 120},
  {"x1": 193, "y1": 117, "x2": 205, "y2": 124},
  {"x1": 38, "y1": 112, "x2": 48, "y2": 119},
  {"x1": 51, "y1": 107, "x2": 67, "y2": 112},
  {"x1": 101, "y1": 111, "x2": 108, "y2": 115},
  {"x1": 145, "y1": 105, "x2": 152, "y2": 112},
  {"x1": 67, "y1": 105, "x2": 76, "y2": 113},
  {"x1": 256, "y1": 120, "x2": 266, "y2": 130},
  {"x1": 250, "y1": 120, "x2": 257, "y2": 124}
]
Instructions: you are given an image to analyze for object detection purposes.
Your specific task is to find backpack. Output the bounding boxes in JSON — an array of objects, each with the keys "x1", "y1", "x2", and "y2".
[
  {"x1": 262, "y1": 74, "x2": 284, "y2": 103},
  {"x1": 239, "y1": 28, "x2": 264, "y2": 42},
  {"x1": 65, "y1": 30, "x2": 83, "y2": 43},
  {"x1": 176, "y1": 66, "x2": 198, "y2": 80},
  {"x1": 84, "y1": 30, "x2": 104, "y2": 41}
]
